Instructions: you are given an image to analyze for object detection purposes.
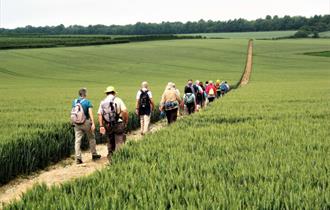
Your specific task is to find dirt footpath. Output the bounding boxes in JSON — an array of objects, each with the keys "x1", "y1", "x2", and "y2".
[
  {"x1": 0, "y1": 121, "x2": 166, "y2": 206},
  {"x1": 240, "y1": 39, "x2": 253, "y2": 86}
]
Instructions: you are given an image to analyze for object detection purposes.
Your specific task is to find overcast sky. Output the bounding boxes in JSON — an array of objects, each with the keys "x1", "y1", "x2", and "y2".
[{"x1": 0, "y1": 0, "x2": 329, "y2": 29}]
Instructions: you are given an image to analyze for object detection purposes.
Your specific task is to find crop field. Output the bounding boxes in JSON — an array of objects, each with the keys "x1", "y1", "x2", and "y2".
[
  {"x1": 181, "y1": 30, "x2": 297, "y2": 39},
  {"x1": 319, "y1": 31, "x2": 330, "y2": 38},
  {"x1": 1, "y1": 38, "x2": 329, "y2": 209},
  {"x1": 304, "y1": 51, "x2": 330, "y2": 57},
  {"x1": 0, "y1": 34, "x2": 201, "y2": 50},
  {"x1": 0, "y1": 35, "x2": 121, "y2": 49},
  {"x1": 0, "y1": 39, "x2": 247, "y2": 184}
]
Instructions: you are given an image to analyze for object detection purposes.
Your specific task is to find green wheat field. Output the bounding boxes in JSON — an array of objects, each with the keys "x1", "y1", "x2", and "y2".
[{"x1": 0, "y1": 34, "x2": 329, "y2": 209}]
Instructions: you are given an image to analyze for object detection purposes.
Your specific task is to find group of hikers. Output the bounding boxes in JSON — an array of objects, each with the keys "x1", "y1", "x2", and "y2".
[{"x1": 70, "y1": 80, "x2": 230, "y2": 164}]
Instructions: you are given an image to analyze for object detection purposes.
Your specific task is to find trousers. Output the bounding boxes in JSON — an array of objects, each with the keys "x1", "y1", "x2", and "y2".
[
  {"x1": 106, "y1": 122, "x2": 126, "y2": 155},
  {"x1": 165, "y1": 108, "x2": 178, "y2": 124},
  {"x1": 140, "y1": 114, "x2": 151, "y2": 134},
  {"x1": 74, "y1": 119, "x2": 97, "y2": 160}
]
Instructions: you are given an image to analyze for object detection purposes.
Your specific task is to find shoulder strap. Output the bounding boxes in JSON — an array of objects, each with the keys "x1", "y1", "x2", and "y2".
[
  {"x1": 113, "y1": 97, "x2": 120, "y2": 114},
  {"x1": 75, "y1": 99, "x2": 81, "y2": 106},
  {"x1": 76, "y1": 98, "x2": 85, "y2": 104}
]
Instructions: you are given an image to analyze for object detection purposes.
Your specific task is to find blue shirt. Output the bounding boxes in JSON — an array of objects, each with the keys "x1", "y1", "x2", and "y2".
[
  {"x1": 72, "y1": 97, "x2": 93, "y2": 119},
  {"x1": 220, "y1": 84, "x2": 229, "y2": 91}
]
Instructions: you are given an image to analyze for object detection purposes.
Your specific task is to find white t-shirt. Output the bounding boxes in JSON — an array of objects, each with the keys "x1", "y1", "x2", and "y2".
[
  {"x1": 98, "y1": 95, "x2": 127, "y2": 122},
  {"x1": 136, "y1": 88, "x2": 153, "y2": 100}
]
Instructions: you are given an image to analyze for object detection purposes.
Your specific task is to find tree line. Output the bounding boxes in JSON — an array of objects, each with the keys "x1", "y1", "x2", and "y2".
[{"x1": 0, "y1": 15, "x2": 329, "y2": 35}]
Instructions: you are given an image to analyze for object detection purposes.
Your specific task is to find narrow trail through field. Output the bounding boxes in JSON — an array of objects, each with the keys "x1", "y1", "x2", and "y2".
[
  {"x1": 239, "y1": 39, "x2": 253, "y2": 86},
  {"x1": 0, "y1": 40, "x2": 254, "y2": 207}
]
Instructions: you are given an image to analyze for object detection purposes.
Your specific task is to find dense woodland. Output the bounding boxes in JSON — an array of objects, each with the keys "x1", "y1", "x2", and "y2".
[{"x1": 0, "y1": 15, "x2": 329, "y2": 35}]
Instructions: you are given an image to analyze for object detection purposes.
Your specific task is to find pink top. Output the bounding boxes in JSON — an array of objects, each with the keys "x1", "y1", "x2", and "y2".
[{"x1": 206, "y1": 84, "x2": 217, "y2": 96}]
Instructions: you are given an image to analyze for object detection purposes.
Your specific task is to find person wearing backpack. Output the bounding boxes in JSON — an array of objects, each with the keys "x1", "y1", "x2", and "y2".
[
  {"x1": 215, "y1": 80, "x2": 221, "y2": 98},
  {"x1": 193, "y1": 80, "x2": 204, "y2": 111},
  {"x1": 98, "y1": 86, "x2": 129, "y2": 159},
  {"x1": 183, "y1": 86, "x2": 196, "y2": 115},
  {"x1": 184, "y1": 79, "x2": 195, "y2": 95},
  {"x1": 135, "y1": 81, "x2": 155, "y2": 135},
  {"x1": 206, "y1": 80, "x2": 217, "y2": 103},
  {"x1": 71, "y1": 88, "x2": 101, "y2": 164},
  {"x1": 220, "y1": 81, "x2": 230, "y2": 97},
  {"x1": 205, "y1": 81, "x2": 209, "y2": 89},
  {"x1": 160, "y1": 82, "x2": 182, "y2": 124},
  {"x1": 172, "y1": 83, "x2": 182, "y2": 116},
  {"x1": 198, "y1": 81, "x2": 207, "y2": 108}
]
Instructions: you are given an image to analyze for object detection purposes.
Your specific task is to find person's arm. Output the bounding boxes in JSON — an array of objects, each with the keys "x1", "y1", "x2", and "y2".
[
  {"x1": 135, "y1": 99, "x2": 140, "y2": 115},
  {"x1": 97, "y1": 103, "x2": 106, "y2": 135},
  {"x1": 176, "y1": 92, "x2": 182, "y2": 104},
  {"x1": 88, "y1": 108, "x2": 95, "y2": 131},
  {"x1": 135, "y1": 91, "x2": 140, "y2": 115},
  {"x1": 118, "y1": 99, "x2": 129, "y2": 125},
  {"x1": 150, "y1": 98, "x2": 155, "y2": 111},
  {"x1": 148, "y1": 91, "x2": 155, "y2": 111},
  {"x1": 181, "y1": 94, "x2": 185, "y2": 109},
  {"x1": 121, "y1": 110, "x2": 129, "y2": 125},
  {"x1": 159, "y1": 93, "x2": 165, "y2": 111},
  {"x1": 98, "y1": 113, "x2": 106, "y2": 135}
]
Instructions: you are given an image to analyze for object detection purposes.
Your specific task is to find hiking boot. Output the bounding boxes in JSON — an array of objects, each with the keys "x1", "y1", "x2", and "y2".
[
  {"x1": 92, "y1": 154, "x2": 101, "y2": 161},
  {"x1": 76, "y1": 159, "x2": 83, "y2": 165}
]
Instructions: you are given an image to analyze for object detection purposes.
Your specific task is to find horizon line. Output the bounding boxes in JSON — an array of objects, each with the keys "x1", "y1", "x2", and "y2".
[{"x1": 1, "y1": 14, "x2": 328, "y2": 30}]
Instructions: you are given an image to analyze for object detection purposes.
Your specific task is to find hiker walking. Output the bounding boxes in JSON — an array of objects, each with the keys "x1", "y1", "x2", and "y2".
[
  {"x1": 215, "y1": 80, "x2": 221, "y2": 98},
  {"x1": 199, "y1": 81, "x2": 206, "y2": 91},
  {"x1": 199, "y1": 81, "x2": 208, "y2": 108},
  {"x1": 183, "y1": 86, "x2": 196, "y2": 114},
  {"x1": 136, "y1": 81, "x2": 155, "y2": 135},
  {"x1": 220, "y1": 81, "x2": 230, "y2": 97},
  {"x1": 98, "y1": 86, "x2": 129, "y2": 159},
  {"x1": 206, "y1": 80, "x2": 217, "y2": 103},
  {"x1": 194, "y1": 80, "x2": 204, "y2": 111},
  {"x1": 160, "y1": 82, "x2": 182, "y2": 124},
  {"x1": 184, "y1": 79, "x2": 196, "y2": 94},
  {"x1": 172, "y1": 83, "x2": 182, "y2": 116},
  {"x1": 71, "y1": 88, "x2": 101, "y2": 164},
  {"x1": 205, "y1": 81, "x2": 209, "y2": 89}
]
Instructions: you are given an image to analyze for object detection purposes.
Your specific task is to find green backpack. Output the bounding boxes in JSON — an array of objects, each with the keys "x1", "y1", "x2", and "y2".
[{"x1": 185, "y1": 93, "x2": 195, "y2": 105}]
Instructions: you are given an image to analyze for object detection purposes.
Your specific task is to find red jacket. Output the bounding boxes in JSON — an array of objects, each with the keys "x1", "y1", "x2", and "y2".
[{"x1": 206, "y1": 84, "x2": 217, "y2": 97}]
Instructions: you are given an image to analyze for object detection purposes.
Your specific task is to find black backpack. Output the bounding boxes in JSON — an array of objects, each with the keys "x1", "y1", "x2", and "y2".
[
  {"x1": 139, "y1": 90, "x2": 150, "y2": 110},
  {"x1": 193, "y1": 85, "x2": 199, "y2": 94},
  {"x1": 193, "y1": 85, "x2": 203, "y2": 101}
]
